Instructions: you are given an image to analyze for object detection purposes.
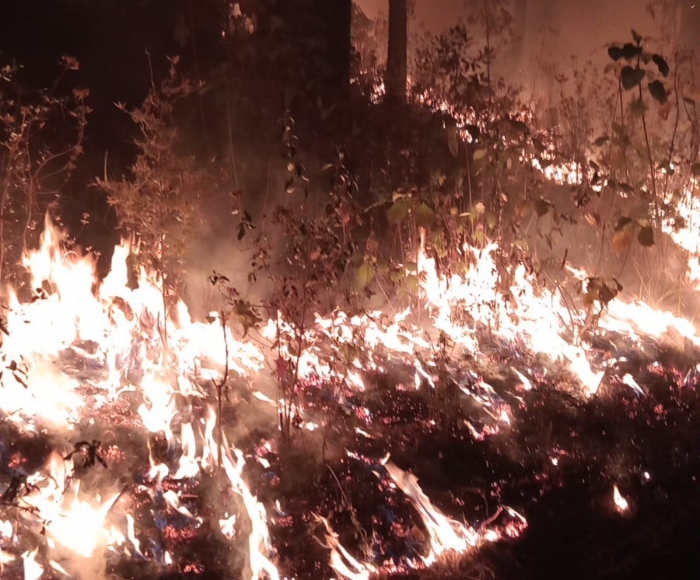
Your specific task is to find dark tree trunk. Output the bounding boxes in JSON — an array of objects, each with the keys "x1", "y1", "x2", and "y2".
[
  {"x1": 313, "y1": 0, "x2": 352, "y2": 93},
  {"x1": 386, "y1": 0, "x2": 408, "y2": 103}
]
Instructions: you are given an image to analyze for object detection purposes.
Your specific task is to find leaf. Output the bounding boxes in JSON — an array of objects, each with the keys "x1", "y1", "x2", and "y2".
[
  {"x1": 403, "y1": 275, "x2": 419, "y2": 293},
  {"x1": 607, "y1": 45, "x2": 624, "y2": 61},
  {"x1": 648, "y1": 80, "x2": 667, "y2": 104},
  {"x1": 486, "y1": 212, "x2": 498, "y2": 229},
  {"x1": 446, "y1": 125, "x2": 459, "y2": 157},
  {"x1": 387, "y1": 200, "x2": 411, "y2": 226},
  {"x1": 637, "y1": 226, "x2": 654, "y2": 247},
  {"x1": 614, "y1": 216, "x2": 634, "y2": 231},
  {"x1": 233, "y1": 300, "x2": 263, "y2": 336},
  {"x1": 621, "y1": 42, "x2": 642, "y2": 60},
  {"x1": 621, "y1": 66, "x2": 645, "y2": 90},
  {"x1": 534, "y1": 198, "x2": 550, "y2": 217},
  {"x1": 612, "y1": 228, "x2": 633, "y2": 256},
  {"x1": 356, "y1": 263, "x2": 376, "y2": 287},
  {"x1": 652, "y1": 54, "x2": 670, "y2": 77},
  {"x1": 594, "y1": 136, "x2": 609, "y2": 146},
  {"x1": 473, "y1": 148, "x2": 488, "y2": 161},
  {"x1": 414, "y1": 203, "x2": 435, "y2": 229},
  {"x1": 692, "y1": 162, "x2": 700, "y2": 177}
]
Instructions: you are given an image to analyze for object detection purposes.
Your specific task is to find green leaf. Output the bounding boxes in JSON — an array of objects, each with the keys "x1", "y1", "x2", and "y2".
[
  {"x1": 403, "y1": 275, "x2": 419, "y2": 293},
  {"x1": 414, "y1": 203, "x2": 435, "y2": 229},
  {"x1": 534, "y1": 198, "x2": 550, "y2": 217},
  {"x1": 652, "y1": 54, "x2": 670, "y2": 77},
  {"x1": 446, "y1": 125, "x2": 459, "y2": 157},
  {"x1": 637, "y1": 226, "x2": 654, "y2": 247},
  {"x1": 356, "y1": 263, "x2": 376, "y2": 287},
  {"x1": 387, "y1": 200, "x2": 411, "y2": 226},
  {"x1": 648, "y1": 80, "x2": 667, "y2": 104},
  {"x1": 486, "y1": 212, "x2": 498, "y2": 229},
  {"x1": 473, "y1": 148, "x2": 488, "y2": 161},
  {"x1": 621, "y1": 66, "x2": 645, "y2": 90},
  {"x1": 433, "y1": 231, "x2": 448, "y2": 258}
]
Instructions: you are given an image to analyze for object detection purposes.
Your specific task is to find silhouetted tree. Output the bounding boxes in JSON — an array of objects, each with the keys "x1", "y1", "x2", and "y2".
[{"x1": 386, "y1": 0, "x2": 408, "y2": 103}]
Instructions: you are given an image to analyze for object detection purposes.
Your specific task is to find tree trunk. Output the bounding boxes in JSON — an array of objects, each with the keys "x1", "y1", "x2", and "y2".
[
  {"x1": 386, "y1": 0, "x2": 408, "y2": 103},
  {"x1": 313, "y1": 0, "x2": 352, "y2": 93},
  {"x1": 509, "y1": 0, "x2": 527, "y2": 78}
]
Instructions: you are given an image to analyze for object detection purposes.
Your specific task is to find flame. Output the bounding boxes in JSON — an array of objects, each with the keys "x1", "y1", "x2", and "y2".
[
  {"x1": 385, "y1": 462, "x2": 480, "y2": 563},
  {"x1": 317, "y1": 515, "x2": 377, "y2": 580},
  {"x1": 613, "y1": 485, "x2": 629, "y2": 513},
  {"x1": 0, "y1": 175, "x2": 698, "y2": 577},
  {"x1": 220, "y1": 440, "x2": 280, "y2": 580}
]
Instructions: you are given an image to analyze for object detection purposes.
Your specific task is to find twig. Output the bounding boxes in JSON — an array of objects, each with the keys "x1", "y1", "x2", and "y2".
[{"x1": 212, "y1": 310, "x2": 230, "y2": 470}]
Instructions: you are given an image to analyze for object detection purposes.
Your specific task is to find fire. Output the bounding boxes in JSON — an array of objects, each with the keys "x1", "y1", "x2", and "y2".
[
  {"x1": 0, "y1": 197, "x2": 699, "y2": 577},
  {"x1": 385, "y1": 462, "x2": 479, "y2": 563},
  {"x1": 613, "y1": 485, "x2": 629, "y2": 513}
]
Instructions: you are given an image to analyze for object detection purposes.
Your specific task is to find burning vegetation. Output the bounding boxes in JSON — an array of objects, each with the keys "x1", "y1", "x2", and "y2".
[{"x1": 0, "y1": 1, "x2": 698, "y2": 579}]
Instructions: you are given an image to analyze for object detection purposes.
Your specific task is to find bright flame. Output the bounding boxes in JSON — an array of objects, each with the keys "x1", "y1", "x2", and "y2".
[{"x1": 613, "y1": 485, "x2": 629, "y2": 513}]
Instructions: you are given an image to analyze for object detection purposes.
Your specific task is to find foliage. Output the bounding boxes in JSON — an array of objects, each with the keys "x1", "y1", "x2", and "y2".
[
  {"x1": 212, "y1": 118, "x2": 362, "y2": 442},
  {"x1": 98, "y1": 59, "x2": 212, "y2": 298},
  {"x1": 0, "y1": 56, "x2": 89, "y2": 282}
]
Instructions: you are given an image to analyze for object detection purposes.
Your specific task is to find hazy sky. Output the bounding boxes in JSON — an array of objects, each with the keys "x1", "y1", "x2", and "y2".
[
  {"x1": 355, "y1": 0, "x2": 668, "y2": 101},
  {"x1": 355, "y1": 0, "x2": 665, "y2": 61}
]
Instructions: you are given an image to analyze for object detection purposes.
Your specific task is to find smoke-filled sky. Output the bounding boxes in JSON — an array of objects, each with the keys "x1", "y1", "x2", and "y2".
[
  {"x1": 356, "y1": 0, "x2": 670, "y2": 61},
  {"x1": 355, "y1": 0, "x2": 683, "y2": 105}
]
